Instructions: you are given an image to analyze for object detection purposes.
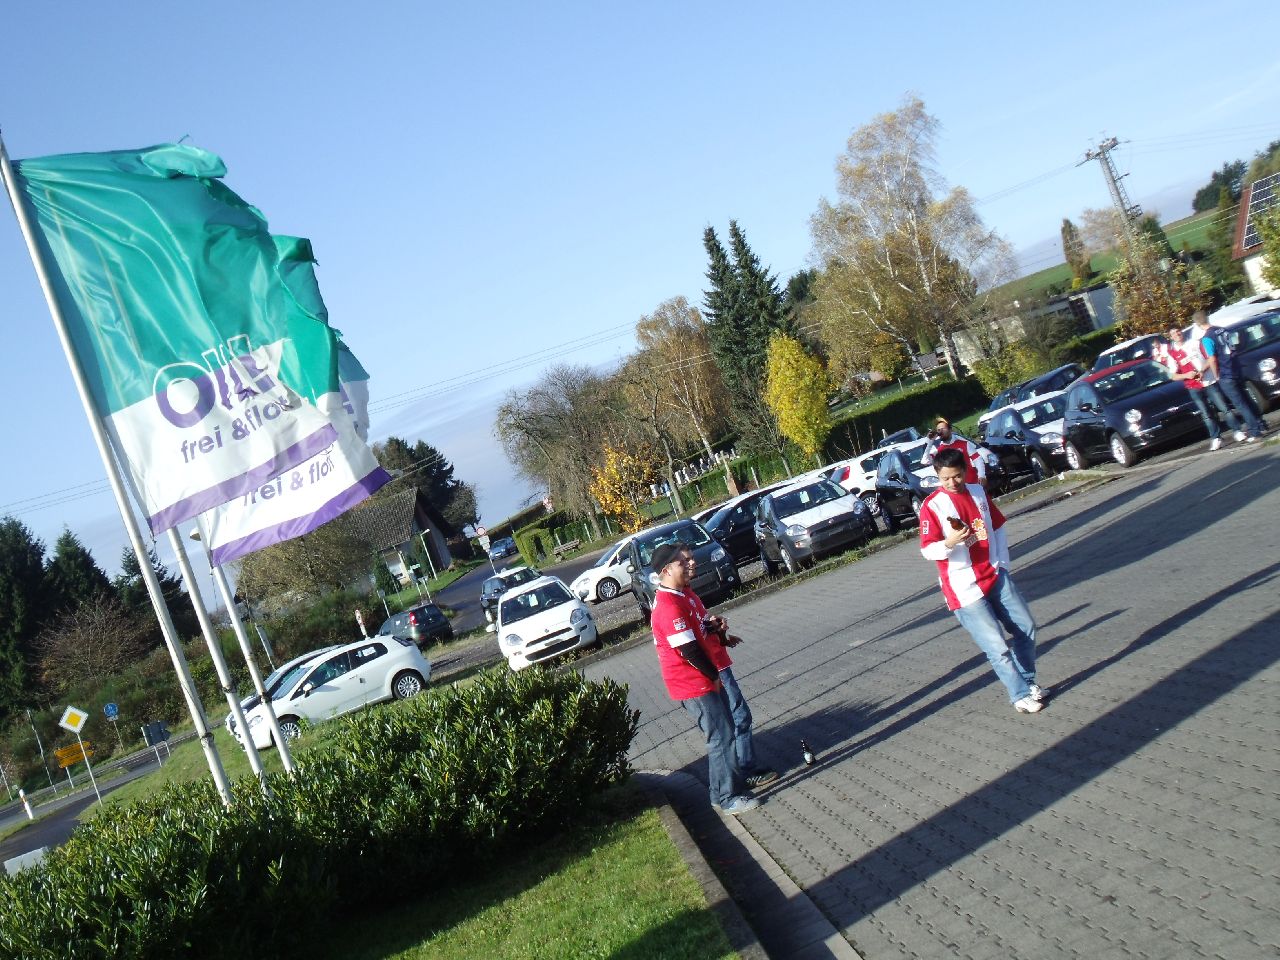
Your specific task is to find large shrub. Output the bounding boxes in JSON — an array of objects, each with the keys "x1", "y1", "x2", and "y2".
[
  {"x1": 823, "y1": 377, "x2": 989, "y2": 460},
  {"x1": 970, "y1": 342, "x2": 1043, "y2": 398},
  {"x1": 0, "y1": 669, "x2": 638, "y2": 960}
]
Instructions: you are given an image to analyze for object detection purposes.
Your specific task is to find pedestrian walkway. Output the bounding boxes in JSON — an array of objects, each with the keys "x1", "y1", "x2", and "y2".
[{"x1": 584, "y1": 449, "x2": 1280, "y2": 959}]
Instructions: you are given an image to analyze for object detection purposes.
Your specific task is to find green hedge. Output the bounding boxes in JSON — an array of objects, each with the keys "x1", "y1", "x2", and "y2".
[
  {"x1": 822, "y1": 377, "x2": 989, "y2": 460},
  {"x1": 0, "y1": 669, "x2": 638, "y2": 960},
  {"x1": 1050, "y1": 327, "x2": 1118, "y2": 367}
]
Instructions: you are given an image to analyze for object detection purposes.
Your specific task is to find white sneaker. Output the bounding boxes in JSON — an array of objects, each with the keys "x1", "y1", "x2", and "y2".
[
  {"x1": 1234, "y1": 430, "x2": 1247, "y2": 442},
  {"x1": 1209, "y1": 437, "x2": 1223, "y2": 451},
  {"x1": 1027, "y1": 683, "x2": 1046, "y2": 702},
  {"x1": 1014, "y1": 696, "x2": 1043, "y2": 714}
]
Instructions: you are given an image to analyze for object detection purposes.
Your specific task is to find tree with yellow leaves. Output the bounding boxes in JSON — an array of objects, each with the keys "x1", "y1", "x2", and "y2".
[
  {"x1": 764, "y1": 333, "x2": 833, "y2": 461},
  {"x1": 589, "y1": 445, "x2": 660, "y2": 534}
]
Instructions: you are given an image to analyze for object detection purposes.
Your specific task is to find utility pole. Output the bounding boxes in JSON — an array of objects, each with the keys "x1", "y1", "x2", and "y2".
[{"x1": 1080, "y1": 136, "x2": 1143, "y2": 254}]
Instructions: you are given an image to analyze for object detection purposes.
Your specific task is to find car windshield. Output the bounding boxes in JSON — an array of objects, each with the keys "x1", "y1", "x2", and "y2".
[
  {"x1": 500, "y1": 582, "x2": 573, "y2": 624},
  {"x1": 1020, "y1": 395, "x2": 1066, "y2": 427},
  {"x1": 268, "y1": 660, "x2": 316, "y2": 700},
  {"x1": 857, "y1": 450, "x2": 888, "y2": 472},
  {"x1": 1092, "y1": 361, "x2": 1171, "y2": 404},
  {"x1": 636, "y1": 522, "x2": 712, "y2": 565},
  {"x1": 593, "y1": 543, "x2": 624, "y2": 568},
  {"x1": 1231, "y1": 311, "x2": 1280, "y2": 350},
  {"x1": 771, "y1": 480, "x2": 846, "y2": 518},
  {"x1": 488, "y1": 568, "x2": 539, "y2": 594},
  {"x1": 900, "y1": 441, "x2": 929, "y2": 471}
]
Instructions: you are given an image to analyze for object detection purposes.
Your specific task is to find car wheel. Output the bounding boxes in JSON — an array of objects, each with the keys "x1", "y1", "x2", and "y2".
[
  {"x1": 1245, "y1": 381, "x2": 1270, "y2": 414},
  {"x1": 1109, "y1": 432, "x2": 1136, "y2": 468},
  {"x1": 596, "y1": 577, "x2": 620, "y2": 602},
  {"x1": 880, "y1": 498, "x2": 898, "y2": 533},
  {"x1": 860, "y1": 492, "x2": 882, "y2": 516},
  {"x1": 759, "y1": 545, "x2": 781, "y2": 576},
  {"x1": 276, "y1": 716, "x2": 303, "y2": 743},
  {"x1": 1028, "y1": 451, "x2": 1047, "y2": 482},
  {"x1": 781, "y1": 545, "x2": 800, "y2": 575},
  {"x1": 392, "y1": 670, "x2": 426, "y2": 700},
  {"x1": 1065, "y1": 441, "x2": 1088, "y2": 470}
]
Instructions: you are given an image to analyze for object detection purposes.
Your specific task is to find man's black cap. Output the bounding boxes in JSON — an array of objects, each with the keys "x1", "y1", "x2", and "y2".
[{"x1": 651, "y1": 542, "x2": 684, "y2": 573}]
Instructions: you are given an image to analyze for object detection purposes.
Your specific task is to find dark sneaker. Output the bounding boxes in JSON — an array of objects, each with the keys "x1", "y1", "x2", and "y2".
[
  {"x1": 746, "y1": 769, "x2": 779, "y2": 789},
  {"x1": 721, "y1": 795, "x2": 760, "y2": 815}
]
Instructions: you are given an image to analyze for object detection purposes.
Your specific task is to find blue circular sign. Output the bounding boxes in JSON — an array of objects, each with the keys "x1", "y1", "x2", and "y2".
[{"x1": 104, "y1": 702, "x2": 119, "y2": 720}]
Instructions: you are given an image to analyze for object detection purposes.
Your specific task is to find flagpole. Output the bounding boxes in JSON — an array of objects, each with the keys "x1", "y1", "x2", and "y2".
[
  {"x1": 0, "y1": 133, "x2": 234, "y2": 806},
  {"x1": 167, "y1": 529, "x2": 271, "y2": 789},
  {"x1": 203, "y1": 554, "x2": 298, "y2": 775}
]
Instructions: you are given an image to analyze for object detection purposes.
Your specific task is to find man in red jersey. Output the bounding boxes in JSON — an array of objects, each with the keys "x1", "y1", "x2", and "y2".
[
  {"x1": 1159, "y1": 324, "x2": 1223, "y2": 451},
  {"x1": 649, "y1": 542, "x2": 761, "y2": 814},
  {"x1": 922, "y1": 416, "x2": 988, "y2": 487},
  {"x1": 919, "y1": 447, "x2": 1044, "y2": 714}
]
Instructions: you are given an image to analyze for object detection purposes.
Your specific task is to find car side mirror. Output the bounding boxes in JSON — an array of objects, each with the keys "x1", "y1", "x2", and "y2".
[
  {"x1": 712, "y1": 529, "x2": 727, "y2": 541},
  {"x1": 1077, "y1": 402, "x2": 1093, "y2": 413},
  {"x1": 301, "y1": 683, "x2": 314, "y2": 698},
  {"x1": 1005, "y1": 430, "x2": 1018, "y2": 440},
  {"x1": 626, "y1": 563, "x2": 636, "y2": 574}
]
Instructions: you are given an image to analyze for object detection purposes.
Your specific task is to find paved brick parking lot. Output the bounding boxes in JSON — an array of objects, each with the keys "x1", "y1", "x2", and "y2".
[{"x1": 584, "y1": 445, "x2": 1280, "y2": 960}]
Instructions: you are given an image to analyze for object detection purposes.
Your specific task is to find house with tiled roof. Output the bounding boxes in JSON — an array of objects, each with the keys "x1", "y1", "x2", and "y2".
[
  {"x1": 1232, "y1": 171, "x2": 1280, "y2": 294},
  {"x1": 348, "y1": 487, "x2": 452, "y2": 585}
]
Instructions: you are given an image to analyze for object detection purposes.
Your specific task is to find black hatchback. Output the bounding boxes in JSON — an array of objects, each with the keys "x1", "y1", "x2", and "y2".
[
  {"x1": 1062, "y1": 360, "x2": 1205, "y2": 468},
  {"x1": 376, "y1": 602, "x2": 453, "y2": 648},
  {"x1": 873, "y1": 440, "x2": 943, "y2": 529}
]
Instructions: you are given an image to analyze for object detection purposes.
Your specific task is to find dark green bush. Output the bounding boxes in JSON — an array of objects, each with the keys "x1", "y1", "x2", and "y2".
[
  {"x1": 823, "y1": 377, "x2": 989, "y2": 460},
  {"x1": 1050, "y1": 327, "x2": 1117, "y2": 367},
  {"x1": 0, "y1": 669, "x2": 638, "y2": 960}
]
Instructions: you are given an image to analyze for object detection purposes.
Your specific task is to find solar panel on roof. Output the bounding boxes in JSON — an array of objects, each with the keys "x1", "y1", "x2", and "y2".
[{"x1": 1242, "y1": 171, "x2": 1280, "y2": 250}]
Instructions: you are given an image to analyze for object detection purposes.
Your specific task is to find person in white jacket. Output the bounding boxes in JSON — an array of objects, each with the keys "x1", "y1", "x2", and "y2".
[{"x1": 918, "y1": 447, "x2": 1045, "y2": 714}]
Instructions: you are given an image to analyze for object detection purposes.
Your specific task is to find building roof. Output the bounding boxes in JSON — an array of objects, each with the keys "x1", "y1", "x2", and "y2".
[
  {"x1": 1233, "y1": 171, "x2": 1280, "y2": 259},
  {"x1": 350, "y1": 487, "x2": 423, "y2": 551}
]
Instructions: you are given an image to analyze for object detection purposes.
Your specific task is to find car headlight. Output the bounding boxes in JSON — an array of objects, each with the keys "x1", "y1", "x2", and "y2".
[
  {"x1": 1040, "y1": 431, "x2": 1062, "y2": 445},
  {"x1": 851, "y1": 499, "x2": 866, "y2": 514},
  {"x1": 785, "y1": 524, "x2": 807, "y2": 538},
  {"x1": 710, "y1": 547, "x2": 727, "y2": 562},
  {"x1": 920, "y1": 475, "x2": 940, "y2": 488},
  {"x1": 1261, "y1": 358, "x2": 1277, "y2": 372},
  {"x1": 501, "y1": 634, "x2": 522, "y2": 650},
  {"x1": 1125, "y1": 409, "x2": 1142, "y2": 424},
  {"x1": 570, "y1": 607, "x2": 587, "y2": 625}
]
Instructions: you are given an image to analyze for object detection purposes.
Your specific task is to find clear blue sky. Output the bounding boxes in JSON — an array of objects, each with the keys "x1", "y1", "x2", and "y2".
[{"x1": 2, "y1": 0, "x2": 1278, "y2": 580}]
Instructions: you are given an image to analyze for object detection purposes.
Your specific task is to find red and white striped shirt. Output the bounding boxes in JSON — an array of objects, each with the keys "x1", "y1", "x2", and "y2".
[
  {"x1": 922, "y1": 437, "x2": 987, "y2": 485},
  {"x1": 919, "y1": 485, "x2": 1009, "y2": 610}
]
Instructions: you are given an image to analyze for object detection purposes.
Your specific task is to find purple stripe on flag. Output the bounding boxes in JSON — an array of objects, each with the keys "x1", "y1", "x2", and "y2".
[
  {"x1": 145, "y1": 423, "x2": 340, "y2": 534},
  {"x1": 205, "y1": 466, "x2": 392, "y2": 567}
]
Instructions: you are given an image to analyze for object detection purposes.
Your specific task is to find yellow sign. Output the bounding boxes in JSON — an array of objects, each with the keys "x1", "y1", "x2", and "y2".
[
  {"x1": 54, "y1": 741, "x2": 93, "y2": 768},
  {"x1": 59, "y1": 705, "x2": 89, "y2": 734}
]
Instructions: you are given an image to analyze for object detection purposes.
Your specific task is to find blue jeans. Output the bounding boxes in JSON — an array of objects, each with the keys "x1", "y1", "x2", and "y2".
[
  {"x1": 682, "y1": 687, "x2": 745, "y2": 806},
  {"x1": 1186, "y1": 388, "x2": 1220, "y2": 440},
  {"x1": 1213, "y1": 377, "x2": 1266, "y2": 437},
  {"x1": 719, "y1": 667, "x2": 757, "y2": 774},
  {"x1": 953, "y1": 569, "x2": 1038, "y2": 703}
]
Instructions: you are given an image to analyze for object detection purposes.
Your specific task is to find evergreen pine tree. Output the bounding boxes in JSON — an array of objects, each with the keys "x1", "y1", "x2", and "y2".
[
  {"x1": 0, "y1": 518, "x2": 49, "y2": 714},
  {"x1": 44, "y1": 530, "x2": 111, "y2": 612}
]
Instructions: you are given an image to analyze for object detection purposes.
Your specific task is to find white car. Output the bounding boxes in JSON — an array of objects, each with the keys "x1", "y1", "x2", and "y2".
[
  {"x1": 497, "y1": 575, "x2": 598, "y2": 671},
  {"x1": 828, "y1": 447, "x2": 897, "y2": 502},
  {"x1": 231, "y1": 635, "x2": 432, "y2": 749},
  {"x1": 225, "y1": 646, "x2": 335, "y2": 735},
  {"x1": 570, "y1": 537, "x2": 634, "y2": 603}
]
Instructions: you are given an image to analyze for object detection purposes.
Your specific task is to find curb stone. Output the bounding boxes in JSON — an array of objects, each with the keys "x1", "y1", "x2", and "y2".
[{"x1": 637, "y1": 770, "x2": 863, "y2": 960}]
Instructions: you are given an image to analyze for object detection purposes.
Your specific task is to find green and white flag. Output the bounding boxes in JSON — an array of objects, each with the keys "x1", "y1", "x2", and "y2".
[{"x1": 12, "y1": 144, "x2": 341, "y2": 533}]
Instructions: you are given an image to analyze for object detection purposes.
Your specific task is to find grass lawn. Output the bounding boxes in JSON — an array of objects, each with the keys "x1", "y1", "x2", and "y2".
[{"x1": 307, "y1": 785, "x2": 737, "y2": 960}]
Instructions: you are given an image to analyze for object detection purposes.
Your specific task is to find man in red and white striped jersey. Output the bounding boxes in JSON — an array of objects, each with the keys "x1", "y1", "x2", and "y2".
[
  {"x1": 921, "y1": 416, "x2": 988, "y2": 487},
  {"x1": 919, "y1": 447, "x2": 1044, "y2": 714}
]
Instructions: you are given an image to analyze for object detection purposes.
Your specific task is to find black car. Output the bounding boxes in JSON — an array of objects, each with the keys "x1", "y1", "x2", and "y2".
[
  {"x1": 982, "y1": 391, "x2": 1068, "y2": 484},
  {"x1": 626, "y1": 519, "x2": 739, "y2": 621},
  {"x1": 480, "y1": 566, "x2": 542, "y2": 623},
  {"x1": 872, "y1": 440, "x2": 943, "y2": 528},
  {"x1": 703, "y1": 485, "x2": 785, "y2": 566},
  {"x1": 376, "y1": 602, "x2": 453, "y2": 648},
  {"x1": 755, "y1": 477, "x2": 875, "y2": 575},
  {"x1": 1220, "y1": 306, "x2": 1280, "y2": 413},
  {"x1": 874, "y1": 426, "x2": 922, "y2": 449},
  {"x1": 1062, "y1": 360, "x2": 1205, "y2": 468}
]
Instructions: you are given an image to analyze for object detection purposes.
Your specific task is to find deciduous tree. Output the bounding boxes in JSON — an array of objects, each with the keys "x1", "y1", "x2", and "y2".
[
  {"x1": 810, "y1": 96, "x2": 1014, "y2": 378},
  {"x1": 764, "y1": 334, "x2": 832, "y2": 460},
  {"x1": 1256, "y1": 205, "x2": 1280, "y2": 292},
  {"x1": 1111, "y1": 234, "x2": 1205, "y2": 338},
  {"x1": 234, "y1": 515, "x2": 374, "y2": 607},
  {"x1": 589, "y1": 446, "x2": 659, "y2": 534},
  {"x1": 35, "y1": 595, "x2": 147, "y2": 695}
]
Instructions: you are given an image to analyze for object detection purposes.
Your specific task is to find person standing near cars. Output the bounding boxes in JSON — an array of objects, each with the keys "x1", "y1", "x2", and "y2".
[
  {"x1": 648, "y1": 543, "x2": 768, "y2": 814},
  {"x1": 922, "y1": 416, "x2": 988, "y2": 487},
  {"x1": 1189, "y1": 311, "x2": 1265, "y2": 442},
  {"x1": 919, "y1": 447, "x2": 1045, "y2": 714},
  {"x1": 1159, "y1": 325, "x2": 1224, "y2": 450}
]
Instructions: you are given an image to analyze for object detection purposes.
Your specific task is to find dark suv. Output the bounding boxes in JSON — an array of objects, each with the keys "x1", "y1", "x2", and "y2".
[
  {"x1": 376, "y1": 602, "x2": 453, "y2": 648},
  {"x1": 480, "y1": 566, "x2": 542, "y2": 623},
  {"x1": 626, "y1": 519, "x2": 739, "y2": 621}
]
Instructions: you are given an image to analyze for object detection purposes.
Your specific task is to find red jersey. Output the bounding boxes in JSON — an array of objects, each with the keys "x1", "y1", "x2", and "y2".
[
  {"x1": 651, "y1": 586, "x2": 718, "y2": 699},
  {"x1": 923, "y1": 437, "x2": 987, "y2": 484},
  {"x1": 1166, "y1": 343, "x2": 1205, "y2": 390},
  {"x1": 682, "y1": 588, "x2": 732, "y2": 671},
  {"x1": 918, "y1": 484, "x2": 1010, "y2": 610}
]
